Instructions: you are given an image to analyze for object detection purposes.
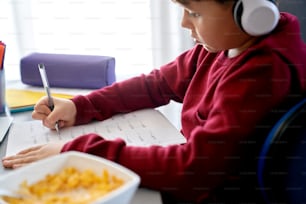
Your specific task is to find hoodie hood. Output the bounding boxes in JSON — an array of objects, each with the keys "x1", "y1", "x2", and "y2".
[{"x1": 262, "y1": 12, "x2": 306, "y2": 92}]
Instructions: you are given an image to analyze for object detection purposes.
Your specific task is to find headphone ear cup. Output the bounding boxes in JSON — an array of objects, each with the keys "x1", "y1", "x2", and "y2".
[{"x1": 233, "y1": 0, "x2": 280, "y2": 36}]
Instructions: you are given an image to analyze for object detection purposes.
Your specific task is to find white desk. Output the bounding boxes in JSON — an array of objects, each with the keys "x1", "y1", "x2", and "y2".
[{"x1": 0, "y1": 110, "x2": 162, "y2": 204}]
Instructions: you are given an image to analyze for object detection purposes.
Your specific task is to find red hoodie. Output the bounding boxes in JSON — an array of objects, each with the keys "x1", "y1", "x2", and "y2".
[{"x1": 62, "y1": 13, "x2": 306, "y2": 203}]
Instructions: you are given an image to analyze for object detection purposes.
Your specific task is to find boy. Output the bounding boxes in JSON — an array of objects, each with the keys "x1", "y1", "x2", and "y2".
[{"x1": 3, "y1": 0, "x2": 306, "y2": 203}]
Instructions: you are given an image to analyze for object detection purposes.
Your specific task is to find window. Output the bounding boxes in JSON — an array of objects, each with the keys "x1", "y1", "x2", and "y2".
[{"x1": 1, "y1": 0, "x2": 153, "y2": 81}]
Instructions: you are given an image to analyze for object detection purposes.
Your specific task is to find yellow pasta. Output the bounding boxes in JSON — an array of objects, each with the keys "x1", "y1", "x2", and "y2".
[{"x1": 1, "y1": 167, "x2": 124, "y2": 204}]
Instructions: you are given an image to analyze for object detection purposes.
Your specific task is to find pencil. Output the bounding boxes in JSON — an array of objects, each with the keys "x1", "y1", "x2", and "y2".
[{"x1": 38, "y1": 63, "x2": 60, "y2": 135}]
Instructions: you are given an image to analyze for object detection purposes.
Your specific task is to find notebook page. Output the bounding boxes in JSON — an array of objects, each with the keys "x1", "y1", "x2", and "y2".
[{"x1": 6, "y1": 109, "x2": 186, "y2": 156}]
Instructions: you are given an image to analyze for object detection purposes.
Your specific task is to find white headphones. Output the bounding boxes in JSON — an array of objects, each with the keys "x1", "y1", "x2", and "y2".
[{"x1": 233, "y1": 0, "x2": 280, "y2": 36}]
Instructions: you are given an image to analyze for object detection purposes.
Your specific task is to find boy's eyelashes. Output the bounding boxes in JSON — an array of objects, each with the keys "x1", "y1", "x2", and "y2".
[
  {"x1": 188, "y1": 12, "x2": 201, "y2": 17},
  {"x1": 185, "y1": 9, "x2": 201, "y2": 18}
]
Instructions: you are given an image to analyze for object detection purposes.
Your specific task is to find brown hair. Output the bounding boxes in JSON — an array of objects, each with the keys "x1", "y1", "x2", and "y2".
[
  {"x1": 172, "y1": 0, "x2": 234, "y2": 5},
  {"x1": 172, "y1": 0, "x2": 279, "y2": 5}
]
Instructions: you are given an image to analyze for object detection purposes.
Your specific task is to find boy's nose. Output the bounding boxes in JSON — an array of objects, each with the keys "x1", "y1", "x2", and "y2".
[{"x1": 181, "y1": 10, "x2": 192, "y2": 30}]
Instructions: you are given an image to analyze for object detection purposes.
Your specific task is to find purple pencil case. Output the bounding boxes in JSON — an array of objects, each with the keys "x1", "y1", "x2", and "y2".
[{"x1": 20, "y1": 53, "x2": 116, "y2": 89}]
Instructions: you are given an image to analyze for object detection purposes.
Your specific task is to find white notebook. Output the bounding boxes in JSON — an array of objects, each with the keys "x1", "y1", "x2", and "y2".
[{"x1": 6, "y1": 109, "x2": 186, "y2": 156}]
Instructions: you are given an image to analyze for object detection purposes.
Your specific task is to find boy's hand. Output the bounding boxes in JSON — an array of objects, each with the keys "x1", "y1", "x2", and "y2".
[
  {"x1": 1, "y1": 142, "x2": 65, "y2": 169},
  {"x1": 32, "y1": 96, "x2": 77, "y2": 130}
]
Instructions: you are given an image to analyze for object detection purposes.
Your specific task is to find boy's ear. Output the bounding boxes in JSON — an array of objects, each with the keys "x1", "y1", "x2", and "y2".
[{"x1": 233, "y1": 0, "x2": 279, "y2": 36}]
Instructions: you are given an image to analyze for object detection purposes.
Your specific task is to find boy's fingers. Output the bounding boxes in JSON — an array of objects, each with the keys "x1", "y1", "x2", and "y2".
[
  {"x1": 3, "y1": 157, "x2": 33, "y2": 168},
  {"x1": 17, "y1": 145, "x2": 43, "y2": 155},
  {"x1": 32, "y1": 105, "x2": 52, "y2": 121},
  {"x1": 34, "y1": 105, "x2": 52, "y2": 115}
]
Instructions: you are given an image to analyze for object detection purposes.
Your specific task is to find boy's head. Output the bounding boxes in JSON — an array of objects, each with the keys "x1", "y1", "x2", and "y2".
[
  {"x1": 172, "y1": 0, "x2": 280, "y2": 56},
  {"x1": 173, "y1": 0, "x2": 279, "y2": 36}
]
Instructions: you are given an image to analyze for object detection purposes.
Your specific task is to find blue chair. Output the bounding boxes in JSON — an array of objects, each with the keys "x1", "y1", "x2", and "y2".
[
  {"x1": 257, "y1": 97, "x2": 306, "y2": 203},
  {"x1": 256, "y1": 2, "x2": 306, "y2": 203}
]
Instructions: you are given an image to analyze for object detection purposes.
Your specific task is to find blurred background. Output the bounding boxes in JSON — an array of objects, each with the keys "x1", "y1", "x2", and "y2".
[{"x1": 0, "y1": 0, "x2": 193, "y2": 82}]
